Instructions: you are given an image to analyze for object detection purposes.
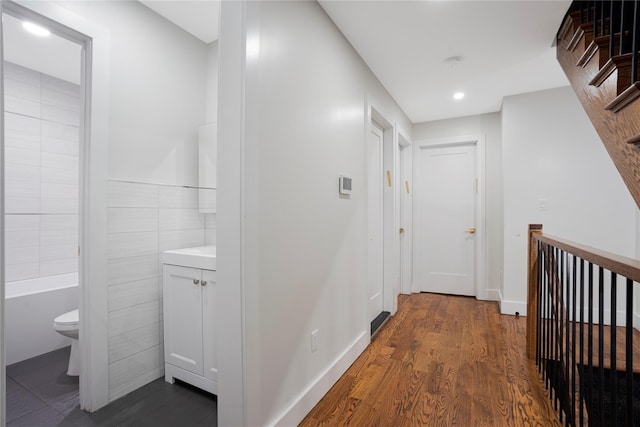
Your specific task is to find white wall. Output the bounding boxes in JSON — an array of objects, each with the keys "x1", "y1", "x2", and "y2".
[
  {"x1": 4, "y1": 62, "x2": 80, "y2": 283},
  {"x1": 502, "y1": 86, "x2": 637, "y2": 314},
  {"x1": 218, "y1": 1, "x2": 412, "y2": 425},
  {"x1": 413, "y1": 113, "x2": 504, "y2": 299},
  {"x1": 58, "y1": 0, "x2": 207, "y2": 187},
  {"x1": 205, "y1": 41, "x2": 218, "y2": 124}
]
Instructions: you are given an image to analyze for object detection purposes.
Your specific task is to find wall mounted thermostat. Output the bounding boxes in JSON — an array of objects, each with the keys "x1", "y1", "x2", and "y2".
[{"x1": 339, "y1": 175, "x2": 352, "y2": 195}]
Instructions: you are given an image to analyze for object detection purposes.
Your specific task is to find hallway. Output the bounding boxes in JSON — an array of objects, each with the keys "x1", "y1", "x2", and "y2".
[{"x1": 300, "y1": 293, "x2": 561, "y2": 426}]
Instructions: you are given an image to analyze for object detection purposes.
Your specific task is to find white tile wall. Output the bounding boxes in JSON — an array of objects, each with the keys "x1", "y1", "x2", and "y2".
[
  {"x1": 158, "y1": 229, "x2": 205, "y2": 253},
  {"x1": 5, "y1": 96, "x2": 41, "y2": 118},
  {"x1": 107, "y1": 208, "x2": 158, "y2": 233},
  {"x1": 107, "y1": 254, "x2": 159, "y2": 286},
  {"x1": 159, "y1": 186, "x2": 199, "y2": 209},
  {"x1": 108, "y1": 278, "x2": 159, "y2": 312},
  {"x1": 108, "y1": 322, "x2": 161, "y2": 363},
  {"x1": 108, "y1": 181, "x2": 159, "y2": 208},
  {"x1": 106, "y1": 180, "x2": 212, "y2": 400},
  {"x1": 3, "y1": 62, "x2": 80, "y2": 283}
]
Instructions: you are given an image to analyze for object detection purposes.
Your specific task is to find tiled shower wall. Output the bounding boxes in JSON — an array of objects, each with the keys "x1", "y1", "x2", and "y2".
[
  {"x1": 4, "y1": 62, "x2": 80, "y2": 283},
  {"x1": 107, "y1": 180, "x2": 216, "y2": 401}
]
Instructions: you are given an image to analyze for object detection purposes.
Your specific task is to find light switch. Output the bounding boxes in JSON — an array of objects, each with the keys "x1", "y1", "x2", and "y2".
[{"x1": 539, "y1": 198, "x2": 548, "y2": 211}]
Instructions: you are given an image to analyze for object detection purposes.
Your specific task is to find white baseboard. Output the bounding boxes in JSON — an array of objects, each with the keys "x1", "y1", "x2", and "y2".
[
  {"x1": 478, "y1": 288, "x2": 501, "y2": 302},
  {"x1": 500, "y1": 299, "x2": 527, "y2": 316},
  {"x1": 271, "y1": 330, "x2": 370, "y2": 427}
]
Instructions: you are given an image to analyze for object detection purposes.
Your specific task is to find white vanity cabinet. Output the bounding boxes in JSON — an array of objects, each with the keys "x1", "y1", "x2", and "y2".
[{"x1": 163, "y1": 264, "x2": 217, "y2": 395}]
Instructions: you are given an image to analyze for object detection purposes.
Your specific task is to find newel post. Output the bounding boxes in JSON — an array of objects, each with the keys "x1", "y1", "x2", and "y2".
[{"x1": 526, "y1": 224, "x2": 543, "y2": 360}]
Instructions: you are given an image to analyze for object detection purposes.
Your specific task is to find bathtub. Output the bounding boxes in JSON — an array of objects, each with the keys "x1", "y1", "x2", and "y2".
[{"x1": 5, "y1": 273, "x2": 79, "y2": 365}]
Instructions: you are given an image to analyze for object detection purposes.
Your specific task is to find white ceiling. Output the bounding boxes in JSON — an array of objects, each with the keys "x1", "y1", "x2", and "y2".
[
  {"x1": 142, "y1": 0, "x2": 572, "y2": 124},
  {"x1": 140, "y1": 0, "x2": 220, "y2": 44},
  {"x1": 2, "y1": 1, "x2": 573, "y2": 124},
  {"x1": 318, "y1": 0, "x2": 572, "y2": 123},
  {"x1": 3, "y1": 13, "x2": 81, "y2": 84}
]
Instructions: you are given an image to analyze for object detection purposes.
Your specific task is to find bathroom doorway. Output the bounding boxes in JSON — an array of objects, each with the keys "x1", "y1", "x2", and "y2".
[
  {"x1": 2, "y1": 6, "x2": 84, "y2": 421},
  {"x1": 1, "y1": 1, "x2": 111, "y2": 421}
]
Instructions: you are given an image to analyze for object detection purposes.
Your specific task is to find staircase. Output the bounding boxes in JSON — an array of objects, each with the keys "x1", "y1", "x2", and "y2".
[{"x1": 556, "y1": 1, "x2": 640, "y2": 209}]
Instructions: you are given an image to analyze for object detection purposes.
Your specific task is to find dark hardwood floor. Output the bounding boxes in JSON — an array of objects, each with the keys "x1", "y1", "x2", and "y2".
[
  {"x1": 6, "y1": 346, "x2": 217, "y2": 426},
  {"x1": 300, "y1": 293, "x2": 562, "y2": 426}
]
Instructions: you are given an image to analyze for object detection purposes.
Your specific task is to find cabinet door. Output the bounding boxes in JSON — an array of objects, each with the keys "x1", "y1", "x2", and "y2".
[
  {"x1": 163, "y1": 265, "x2": 204, "y2": 376},
  {"x1": 201, "y1": 269, "x2": 217, "y2": 382}
]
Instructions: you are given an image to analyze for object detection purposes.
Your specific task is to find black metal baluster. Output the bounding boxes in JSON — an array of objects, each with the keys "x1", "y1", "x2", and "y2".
[
  {"x1": 546, "y1": 244, "x2": 552, "y2": 388},
  {"x1": 540, "y1": 243, "x2": 549, "y2": 382},
  {"x1": 564, "y1": 251, "x2": 570, "y2": 426},
  {"x1": 552, "y1": 246, "x2": 558, "y2": 410},
  {"x1": 610, "y1": 1, "x2": 616, "y2": 65},
  {"x1": 632, "y1": 0, "x2": 639, "y2": 83},
  {"x1": 579, "y1": 258, "x2": 585, "y2": 427},
  {"x1": 626, "y1": 278, "x2": 633, "y2": 427},
  {"x1": 600, "y1": 0, "x2": 606, "y2": 37},
  {"x1": 571, "y1": 254, "x2": 577, "y2": 426},
  {"x1": 554, "y1": 248, "x2": 562, "y2": 416},
  {"x1": 610, "y1": 272, "x2": 617, "y2": 427},
  {"x1": 537, "y1": 241, "x2": 542, "y2": 369},
  {"x1": 588, "y1": 262, "x2": 594, "y2": 424},
  {"x1": 620, "y1": 1, "x2": 628, "y2": 55},
  {"x1": 560, "y1": 249, "x2": 566, "y2": 424},
  {"x1": 598, "y1": 266, "x2": 605, "y2": 426},
  {"x1": 594, "y1": 0, "x2": 600, "y2": 38},
  {"x1": 548, "y1": 244, "x2": 553, "y2": 390}
]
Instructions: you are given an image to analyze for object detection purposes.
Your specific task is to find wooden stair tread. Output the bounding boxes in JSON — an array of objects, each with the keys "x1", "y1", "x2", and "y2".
[
  {"x1": 606, "y1": 81, "x2": 640, "y2": 112},
  {"x1": 577, "y1": 34, "x2": 621, "y2": 68}
]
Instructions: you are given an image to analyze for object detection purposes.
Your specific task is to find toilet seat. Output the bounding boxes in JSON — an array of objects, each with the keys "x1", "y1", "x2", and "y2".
[{"x1": 54, "y1": 309, "x2": 79, "y2": 332}]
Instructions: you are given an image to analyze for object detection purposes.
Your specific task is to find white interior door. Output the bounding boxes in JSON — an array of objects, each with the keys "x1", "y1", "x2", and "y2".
[
  {"x1": 415, "y1": 144, "x2": 476, "y2": 296},
  {"x1": 367, "y1": 122, "x2": 384, "y2": 322}
]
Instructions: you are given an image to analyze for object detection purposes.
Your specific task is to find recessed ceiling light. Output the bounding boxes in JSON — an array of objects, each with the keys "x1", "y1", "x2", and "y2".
[
  {"x1": 453, "y1": 92, "x2": 465, "y2": 100},
  {"x1": 22, "y1": 21, "x2": 51, "y2": 37}
]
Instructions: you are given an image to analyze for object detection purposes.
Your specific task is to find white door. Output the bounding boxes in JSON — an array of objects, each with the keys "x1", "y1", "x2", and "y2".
[
  {"x1": 202, "y1": 269, "x2": 217, "y2": 383},
  {"x1": 163, "y1": 265, "x2": 204, "y2": 375},
  {"x1": 367, "y1": 122, "x2": 384, "y2": 322},
  {"x1": 415, "y1": 144, "x2": 476, "y2": 296}
]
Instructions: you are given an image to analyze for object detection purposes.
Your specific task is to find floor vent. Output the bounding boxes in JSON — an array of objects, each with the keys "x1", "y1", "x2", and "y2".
[{"x1": 371, "y1": 311, "x2": 391, "y2": 337}]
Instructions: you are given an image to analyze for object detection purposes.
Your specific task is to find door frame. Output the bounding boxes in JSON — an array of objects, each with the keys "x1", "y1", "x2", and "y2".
[
  {"x1": 398, "y1": 132, "x2": 412, "y2": 295},
  {"x1": 366, "y1": 120, "x2": 384, "y2": 322},
  {"x1": 413, "y1": 134, "x2": 486, "y2": 298},
  {"x1": 0, "y1": 0, "x2": 111, "y2": 412},
  {"x1": 366, "y1": 100, "x2": 399, "y2": 318}
]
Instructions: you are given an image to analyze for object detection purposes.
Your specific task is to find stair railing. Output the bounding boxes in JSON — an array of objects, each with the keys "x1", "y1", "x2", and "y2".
[
  {"x1": 527, "y1": 224, "x2": 640, "y2": 427},
  {"x1": 564, "y1": 0, "x2": 640, "y2": 85}
]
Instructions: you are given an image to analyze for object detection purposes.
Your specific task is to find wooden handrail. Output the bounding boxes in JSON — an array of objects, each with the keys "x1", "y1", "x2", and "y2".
[
  {"x1": 526, "y1": 224, "x2": 543, "y2": 360},
  {"x1": 527, "y1": 223, "x2": 640, "y2": 360},
  {"x1": 532, "y1": 233, "x2": 640, "y2": 284}
]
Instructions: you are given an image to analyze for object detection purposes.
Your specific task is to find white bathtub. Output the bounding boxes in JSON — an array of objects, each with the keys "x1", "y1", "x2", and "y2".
[
  {"x1": 5, "y1": 273, "x2": 79, "y2": 365},
  {"x1": 6, "y1": 272, "x2": 78, "y2": 299}
]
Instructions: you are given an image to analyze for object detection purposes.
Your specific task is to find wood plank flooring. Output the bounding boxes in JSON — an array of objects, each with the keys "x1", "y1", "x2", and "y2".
[{"x1": 300, "y1": 293, "x2": 561, "y2": 427}]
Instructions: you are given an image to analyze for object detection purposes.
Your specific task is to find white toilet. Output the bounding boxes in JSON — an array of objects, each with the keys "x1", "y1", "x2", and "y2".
[{"x1": 53, "y1": 309, "x2": 80, "y2": 376}]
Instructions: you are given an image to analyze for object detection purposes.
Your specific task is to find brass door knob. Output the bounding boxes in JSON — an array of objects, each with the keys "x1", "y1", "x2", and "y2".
[
  {"x1": 399, "y1": 227, "x2": 405, "y2": 234},
  {"x1": 467, "y1": 227, "x2": 476, "y2": 234}
]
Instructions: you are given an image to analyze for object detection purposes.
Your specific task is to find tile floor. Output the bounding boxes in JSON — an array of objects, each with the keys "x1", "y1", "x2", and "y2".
[{"x1": 6, "y1": 347, "x2": 217, "y2": 426}]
